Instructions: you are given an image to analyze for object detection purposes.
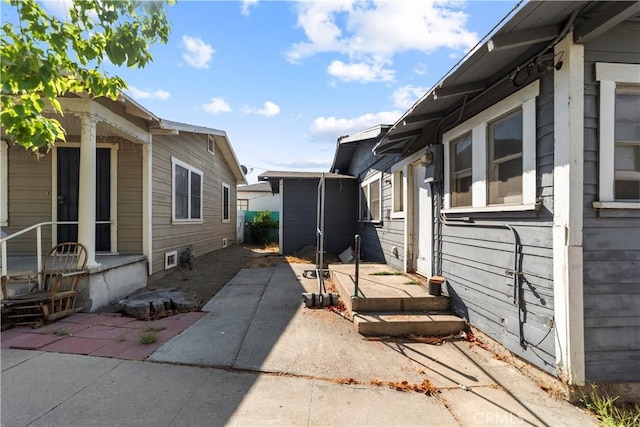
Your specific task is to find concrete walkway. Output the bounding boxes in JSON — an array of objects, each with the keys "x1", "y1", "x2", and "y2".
[{"x1": 1, "y1": 263, "x2": 597, "y2": 426}]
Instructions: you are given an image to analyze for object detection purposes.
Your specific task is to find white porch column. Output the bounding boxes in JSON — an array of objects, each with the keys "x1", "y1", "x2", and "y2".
[
  {"x1": 78, "y1": 112, "x2": 100, "y2": 268},
  {"x1": 553, "y1": 33, "x2": 585, "y2": 386}
]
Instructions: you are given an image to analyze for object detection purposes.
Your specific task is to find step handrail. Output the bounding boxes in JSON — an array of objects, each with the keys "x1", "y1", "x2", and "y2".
[{"x1": 1, "y1": 221, "x2": 78, "y2": 287}]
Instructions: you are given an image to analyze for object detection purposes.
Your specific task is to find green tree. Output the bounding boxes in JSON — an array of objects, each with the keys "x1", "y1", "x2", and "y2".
[{"x1": 1, "y1": 0, "x2": 174, "y2": 151}]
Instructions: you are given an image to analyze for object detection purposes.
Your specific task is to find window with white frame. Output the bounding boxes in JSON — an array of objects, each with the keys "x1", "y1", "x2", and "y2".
[
  {"x1": 596, "y1": 63, "x2": 640, "y2": 206},
  {"x1": 450, "y1": 133, "x2": 473, "y2": 207},
  {"x1": 172, "y1": 157, "x2": 203, "y2": 221},
  {"x1": 360, "y1": 173, "x2": 381, "y2": 222},
  {"x1": 443, "y1": 80, "x2": 538, "y2": 211},
  {"x1": 392, "y1": 169, "x2": 404, "y2": 215},
  {"x1": 238, "y1": 199, "x2": 248, "y2": 211},
  {"x1": 222, "y1": 183, "x2": 231, "y2": 222}
]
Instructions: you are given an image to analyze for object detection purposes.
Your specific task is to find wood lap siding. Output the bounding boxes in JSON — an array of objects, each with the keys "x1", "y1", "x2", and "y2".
[
  {"x1": 5, "y1": 145, "x2": 53, "y2": 254},
  {"x1": 350, "y1": 142, "x2": 405, "y2": 271},
  {"x1": 117, "y1": 142, "x2": 142, "y2": 254},
  {"x1": 582, "y1": 25, "x2": 640, "y2": 383},
  {"x1": 442, "y1": 72, "x2": 557, "y2": 374},
  {"x1": 151, "y1": 133, "x2": 237, "y2": 277}
]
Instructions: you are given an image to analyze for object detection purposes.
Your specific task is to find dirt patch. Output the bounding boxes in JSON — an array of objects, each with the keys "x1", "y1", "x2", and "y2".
[{"x1": 144, "y1": 244, "x2": 278, "y2": 308}]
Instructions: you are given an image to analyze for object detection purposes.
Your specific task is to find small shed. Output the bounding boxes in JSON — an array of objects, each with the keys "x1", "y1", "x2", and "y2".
[{"x1": 258, "y1": 171, "x2": 358, "y2": 256}]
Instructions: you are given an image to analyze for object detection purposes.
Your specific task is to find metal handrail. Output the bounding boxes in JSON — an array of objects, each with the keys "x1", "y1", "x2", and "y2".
[{"x1": 1, "y1": 221, "x2": 79, "y2": 286}]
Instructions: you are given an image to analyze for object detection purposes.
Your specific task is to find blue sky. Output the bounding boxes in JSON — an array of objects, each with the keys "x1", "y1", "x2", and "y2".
[{"x1": 39, "y1": 0, "x2": 520, "y2": 183}]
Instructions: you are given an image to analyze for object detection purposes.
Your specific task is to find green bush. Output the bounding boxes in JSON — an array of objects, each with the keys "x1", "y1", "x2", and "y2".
[{"x1": 249, "y1": 210, "x2": 279, "y2": 244}]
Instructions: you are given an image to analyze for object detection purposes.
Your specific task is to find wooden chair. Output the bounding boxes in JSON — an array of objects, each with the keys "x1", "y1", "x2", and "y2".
[{"x1": 1, "y1": 242, "x2": 88, "y2": 327}]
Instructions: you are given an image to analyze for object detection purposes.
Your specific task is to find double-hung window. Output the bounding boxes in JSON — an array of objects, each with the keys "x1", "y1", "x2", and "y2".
[
  {"x1": 360, "y1": 173, "x2": 381, "y2": 222},
  {"x1": 444, "y1": 80, "x2": 538, "y2": 212},
  {"x1": 172, "y1": 157, "x2": 203, "y2": 222},
  {"x1": 391, "y1": 168, "x2": 404, "y2": 216},
  {"x1": 595, "y1": 63, "x2": 640, "y2": 207},
  {"x1": 450, "y1": 133, "x2": 473, "y2": 207}
]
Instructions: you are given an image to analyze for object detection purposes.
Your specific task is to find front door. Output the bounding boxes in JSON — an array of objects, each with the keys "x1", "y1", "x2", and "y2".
[
  {"x1": 412, "y1": 162, "x2": 432, "y2": 276},
  {"x1": 57, "y1": 147, "x2": 111, "y2": 252}
]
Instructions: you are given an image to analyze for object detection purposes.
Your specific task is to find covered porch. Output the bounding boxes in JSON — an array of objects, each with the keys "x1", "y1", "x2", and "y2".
[{"x1": 1, "y1": 94, "x2": 157, "y2": 312}]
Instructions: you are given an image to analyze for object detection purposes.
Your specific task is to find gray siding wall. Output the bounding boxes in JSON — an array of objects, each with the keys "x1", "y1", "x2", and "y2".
[
  {"x1": 348, "y1": 142, "x2": 407, "y2": 272},
  {"x1": 280, "y1": 178, "x2": 357, "y2": 256},
  {"x1": 582, "y1": 22, "x2": 640, "y2": 383},
  {"x1": 151, "y1": 132, "x2": 238, "y2": 278},
  {"x1": 441, "y1": 72, "x2": 557, "y2": 374}
]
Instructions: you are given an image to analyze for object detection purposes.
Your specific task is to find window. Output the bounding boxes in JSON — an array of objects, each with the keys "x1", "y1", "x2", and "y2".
[
  {"x1": 238, "y1": 199, "x2": 248, "y2": 211},
  {"x1": 595, "y1": 63, "x2": 640, "y2": 207},
  {"x1": 443, "y1": 80, "x2": 538, "y2": 212},
  {"x1": 360, "y1": 173, "x2": 381, "y2": 222},
  {"x1": 392, "y1": 169, "x2": 404, "y2": 216},
  {"x1": 222, "y1": 183, "x2": 230, "y2": 223},
  {"x1": 172, "y1": 157, "x2": 203, "y2": 222},
  {"x1": 488, "y1": 110, "x2": 523, "y2": 205},
  {"x1": 450, "y1": 133, "x2": 473, "y2": 207}
]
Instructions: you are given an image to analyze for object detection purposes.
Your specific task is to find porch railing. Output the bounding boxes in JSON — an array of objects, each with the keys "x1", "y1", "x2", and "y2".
[{"x1": 0, "y1": 221, "x2": 78, "y2": 287}]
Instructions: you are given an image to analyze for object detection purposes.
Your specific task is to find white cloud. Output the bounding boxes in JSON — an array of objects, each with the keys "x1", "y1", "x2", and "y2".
[
  {"x1": 256, "y1": 101, "x2": 281, "y2": 117},
  {"x1": 413, "y1": 63, "x2": 428, "y2": 76},
  {"x1": 327, "y1": 60, "x2": 394, "y2": 83},
  {"x1": 286, "y1": 0, "x2": 478, "y2": 83},
  {"x1": 241, "y1": 0, "x2": 258, "y2": 16},
  {"x1": 202, "y1": 97, "x2": 231, "y2": 114},
  {"x1": 127, "y1": 86, "x2": 170, "y2": 101},
  {"x1": 310, "y1": 110, "x2": 402, "y2": 140},
  {"x1": 182, "y1": 35, "x2": 214, "y2": 69},
  {"x1": 391, "y1": 85, "x2": 428, "y2": 109}
]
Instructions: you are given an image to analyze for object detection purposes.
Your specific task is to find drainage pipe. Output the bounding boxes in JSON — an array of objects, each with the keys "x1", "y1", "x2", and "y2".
[
  {"x1": 354, "y1": 234, "x2": 361, "y2": 298},
  {"x1": 440, "y1": 215, "x2": 526, "y2": 348}
]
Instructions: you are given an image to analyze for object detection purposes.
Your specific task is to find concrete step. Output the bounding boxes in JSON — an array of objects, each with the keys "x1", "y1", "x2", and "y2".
[
  {"x1": 353, "y1": 311, "x2": 466, "y2": 337},
  {"x1": 350, "y1": 295, "x2": 449, "y2": 313}
]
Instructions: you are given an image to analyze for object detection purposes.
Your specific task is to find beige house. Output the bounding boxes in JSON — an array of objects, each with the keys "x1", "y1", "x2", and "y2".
[{"x1": 0, "y1": 94, "x2": 246, "y2": 310}]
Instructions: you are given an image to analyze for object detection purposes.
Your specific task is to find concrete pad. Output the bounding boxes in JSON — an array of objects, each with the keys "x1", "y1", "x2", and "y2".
[
  {"x1": 233, "y1": 264, "x2": 428, "y2": 384},
  {"x1": 224, "y1": 267, "x2": 275, "y2": 286},
  {"x1": 440, "y1": 386, "x2": 597, "y2": 427},
  {"x1": 307, "y1": 381, "x2": 457, "y2": 427},
  {"x1": 380, "y1": 340, "x2": 496, "y2": 389},
  {"x1": 149, "y1": 283, "x2": 266, "y2": 366},
  {"x1": 1, "y1": 348, "x2": 42, "y2": 371},
  {"x1": 28, "y1": 360, "x2": 210, "y2": 427},
  {"x1": 5, "y1": 332, "x2": 63, "y2": 350},
  {"x1": 1, "y1": 351, "x2": 122, "y2": 427}
]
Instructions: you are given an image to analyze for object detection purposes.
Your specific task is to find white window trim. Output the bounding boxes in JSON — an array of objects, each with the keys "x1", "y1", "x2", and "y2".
[
  {"x1": 359, "y1": 172, "x2": 382, "y2": 222},
  {"x1": 222, "y1": 182, "x2": 231, "y2": 223},
  {"x1": 390, "y1": 151, "x2": 424, "y2": 219},
  {"x1": 390, "y1": 168, "x2": 404, "y2": 219},
  {"x1": 0, "y1": 140, "x2": 8, "y2": 227},
  {"x1": 595, "y1": 62, "x2": 640, "y2": 209},
  {"x1": 443, "y1": 80, "x2": 539, "y2": 213},
  {"x1": 171, "y1": 156, "x2": 204, "y2": 224},
  {"x1": 164, "y1": 250, "x2": 178, "y2": 270}
]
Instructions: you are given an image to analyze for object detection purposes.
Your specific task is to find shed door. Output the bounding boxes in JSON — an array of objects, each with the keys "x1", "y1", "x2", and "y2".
[
  {"x1": 412, "y1": 162, "x2": 432, "y2": 276},
  {"x1": 57, "y1": 147, "x2": 111, "y2": 252}
]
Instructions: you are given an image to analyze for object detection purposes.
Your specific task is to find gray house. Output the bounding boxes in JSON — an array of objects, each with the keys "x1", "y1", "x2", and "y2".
[
  {"x1": 258, "y1": 171, "x2": 358, "y2": 256},
  {"x1": 332, "y1": 1, "x2": 640, "y2": 398}
]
